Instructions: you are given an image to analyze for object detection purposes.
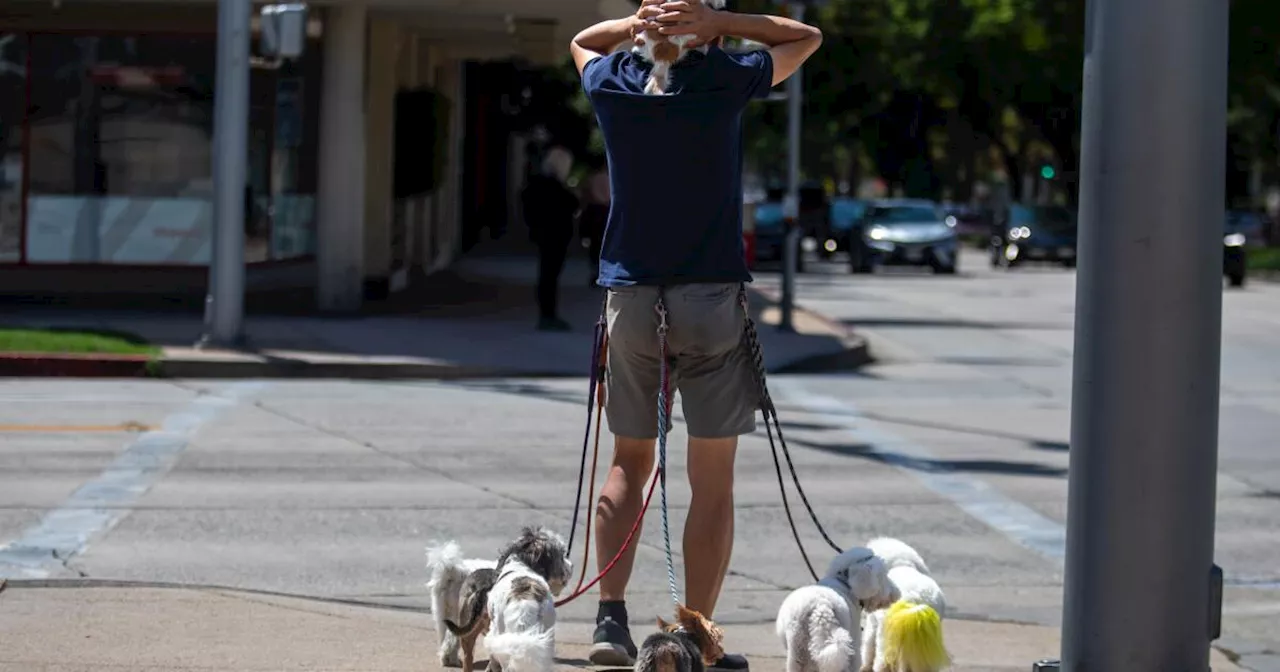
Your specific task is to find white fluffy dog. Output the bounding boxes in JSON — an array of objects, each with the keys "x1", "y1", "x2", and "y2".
[
  {"x1": 427, "y1": 540, "x2": 498, "y2": 667},
  {"x1": 483, "y1": 526, "x2": 574, "y2": 672},
  {"x1": 776, "y1": 547, "x2": 900, "y2": 672},
  {"x1": 859, "y1": 537, "x2": 949, "y2": 672}
]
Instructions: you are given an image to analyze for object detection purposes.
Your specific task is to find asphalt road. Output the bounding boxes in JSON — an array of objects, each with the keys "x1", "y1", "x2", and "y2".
[{"x1": 1, "y1": 247, "x2": 1278, "y2": 667}]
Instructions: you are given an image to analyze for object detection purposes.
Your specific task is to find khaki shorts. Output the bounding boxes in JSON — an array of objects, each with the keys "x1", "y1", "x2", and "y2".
[{"x1": 604, "y1": 283, "x2": 759, "y2": 439}]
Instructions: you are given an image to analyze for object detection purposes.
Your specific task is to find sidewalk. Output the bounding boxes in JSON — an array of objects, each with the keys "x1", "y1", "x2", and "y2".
[
  {"x1": 0, "y1": 582, "x2": 1247, "y2": 671},
  {"x1": 0, "y1": 244, "x2": 866, "y2": 378}
]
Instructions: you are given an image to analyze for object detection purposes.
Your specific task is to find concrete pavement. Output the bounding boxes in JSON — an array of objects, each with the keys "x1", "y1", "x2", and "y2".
[
  {"x1": 751, "y1": 248, "x2": 1280, "y2": 671},
  {"x1": 0, "y1": 582, "x2": 1248, "y2": 671},
  {"x1": 2, "y1": 247, "x2": 1278, "y2": 670}
]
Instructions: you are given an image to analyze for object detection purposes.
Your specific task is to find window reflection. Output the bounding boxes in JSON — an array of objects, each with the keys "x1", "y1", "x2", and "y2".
[
  {"x1": 20, "y1": 32, "x2": 321, "y2": 265},
  {"x1": 0, "y1": 33, "x2": 25, "y2": 263},
  {"x1": 27, "y1": 34, "x2": 216, "y2": 264}
]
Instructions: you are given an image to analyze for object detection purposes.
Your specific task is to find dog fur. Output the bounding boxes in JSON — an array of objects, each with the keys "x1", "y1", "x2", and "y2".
[
  {"x1": 483, "y1": 527, "x2": 574, "y2": 672},
  {"x1": 775, "y1": 547, "x2": 899, "y2": 672},
  {"x1": 859, "y1": 538, "x2": 947, "y2": 672},
  {"x1": 444, "y1": 567, "x2": 499, "y2": 672},
  {"x1": 635, "y1": 603, "x2": 726, "y2": 672},
  {"x1": 427, "y1": 540, "x2": 499, "y2": 667},
  {"x1": 632, "y1": 0, "x2": 727, "y2": 95}
]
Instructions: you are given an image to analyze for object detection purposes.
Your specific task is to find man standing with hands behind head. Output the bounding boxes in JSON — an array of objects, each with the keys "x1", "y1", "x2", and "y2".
[{"x1": 570, "y1": 1, "x2": 822, "y2": 669}]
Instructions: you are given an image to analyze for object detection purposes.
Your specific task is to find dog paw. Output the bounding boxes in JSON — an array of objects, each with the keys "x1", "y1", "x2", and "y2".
[{"x1": 438, "y1": 642, "x2": 462, "y2": 668}]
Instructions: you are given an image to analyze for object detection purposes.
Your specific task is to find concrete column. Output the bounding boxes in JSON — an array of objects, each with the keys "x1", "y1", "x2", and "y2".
[{"x1": 315, "y1": 3, "x2": 367, "y2": 312}]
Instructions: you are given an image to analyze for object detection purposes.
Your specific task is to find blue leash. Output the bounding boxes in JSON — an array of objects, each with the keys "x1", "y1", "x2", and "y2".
[{"x1": 655, "y1": 292, "x2": 680, "y2": 607}]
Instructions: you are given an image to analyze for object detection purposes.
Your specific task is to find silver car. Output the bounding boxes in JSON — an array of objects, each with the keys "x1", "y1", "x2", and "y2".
[{"x1": 848, "y1": 199, "x2": 959, "y2": 274}]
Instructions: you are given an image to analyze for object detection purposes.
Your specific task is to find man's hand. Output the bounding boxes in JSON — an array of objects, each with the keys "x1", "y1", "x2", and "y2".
[
  {"x1": 631, "y1": 0, "x2": 665, "y2": 46},
  {"x1": 652, "y1": 1, "x2": 728, "y2": 48}
]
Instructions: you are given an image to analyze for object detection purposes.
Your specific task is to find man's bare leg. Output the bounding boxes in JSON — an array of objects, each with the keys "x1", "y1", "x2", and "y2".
[
  {"x1": 684, "y1": 436, "x2": 738, "y2": 617},
  {"x1": 589, "y1": 436, "x2": 655, "y2": 666},
  {"x1": 595, "y1": 436, "x2": 656, "y2": 600}
]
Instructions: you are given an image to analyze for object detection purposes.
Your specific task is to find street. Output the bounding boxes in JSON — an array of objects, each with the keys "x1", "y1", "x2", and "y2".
[{"x1": 2, "y1": 247, "x2": 1279, "y2": 669}]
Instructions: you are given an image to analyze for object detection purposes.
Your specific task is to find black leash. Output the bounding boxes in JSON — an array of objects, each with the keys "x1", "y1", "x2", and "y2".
[
  {"x1": 566, "y1": 294, "x2": 609, "y2": 555},
  {"x1": 738, "y1": 287, "x2": 844, "y2": 583}
]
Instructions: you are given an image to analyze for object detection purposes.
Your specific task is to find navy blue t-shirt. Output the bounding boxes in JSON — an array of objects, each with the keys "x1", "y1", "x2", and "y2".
[{"x1": 582, "y1": 46, "x2": 774, "y2": 287}]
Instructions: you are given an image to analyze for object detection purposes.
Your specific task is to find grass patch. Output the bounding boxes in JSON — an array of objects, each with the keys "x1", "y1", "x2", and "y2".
[
  {"x1": 0, "y1": 327, "x2": 159, "y2": 356},
  {"x1": 1247, "y1": 246, "x2": 1280, "y2": 272}
]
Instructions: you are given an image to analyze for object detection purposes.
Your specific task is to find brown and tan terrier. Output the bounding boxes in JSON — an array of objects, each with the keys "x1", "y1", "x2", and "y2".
[{"x1": 634, "y1": 603, "x2": 727, "y2": 672}]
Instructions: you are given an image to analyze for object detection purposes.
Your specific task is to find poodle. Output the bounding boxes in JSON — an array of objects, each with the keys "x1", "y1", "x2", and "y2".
[
  {"x1": 483, "y1": 526, "x2": 575, "y2": 672},
  {"x1": 427, "y1": 540, "x2": 499, "y2": 667},
  {"x1": 859, "y1": 537, "x2": 949, "y2": 672},
  {"x1": 635, "y1": 603, "x2": 726, "y2": 672},
  {"x1": 775, "y1": 546, "x2": 899, "y2": 672},
  {"x1": 632, "y1": 0, "x2": 727, "y2": 94}
]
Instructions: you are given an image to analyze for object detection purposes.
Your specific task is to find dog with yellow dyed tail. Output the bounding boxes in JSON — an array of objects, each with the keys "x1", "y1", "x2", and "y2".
[{"x1": 859, "y1": 537, "x2": 950, "y2": 672}]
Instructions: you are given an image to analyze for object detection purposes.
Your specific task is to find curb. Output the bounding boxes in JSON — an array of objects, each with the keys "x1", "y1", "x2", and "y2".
[
  {"x1": 1, "y1": 291, "x2": 871, "y2": 379},
  {"x1": 0, "y1": 352, "x2": 157, "y2": 377},
  {"x1": 746, "y1": 286, "x2": 873, "y2": 373},
  {"x1": 154, "y1": 358, "x2": 531, "y2": 381}
]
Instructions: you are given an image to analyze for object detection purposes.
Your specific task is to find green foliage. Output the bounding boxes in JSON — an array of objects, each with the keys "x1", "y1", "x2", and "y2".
[{"x1": 564, "y1": 0, "x2": 1280, "y2": 204}]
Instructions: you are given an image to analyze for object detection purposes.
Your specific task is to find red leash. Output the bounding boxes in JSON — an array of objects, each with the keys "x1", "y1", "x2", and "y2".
[{"x1": 556, "y1": 466, "x2": 659, "y2": 608}]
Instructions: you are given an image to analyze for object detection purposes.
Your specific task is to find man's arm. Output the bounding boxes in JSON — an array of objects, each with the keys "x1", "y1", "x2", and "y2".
[
  {"x1": 570, "y1": 16, "x2": 643, "y2": 77},
  {"x1": 718, "y1": 12, "x2": 822, "y2": 87}
]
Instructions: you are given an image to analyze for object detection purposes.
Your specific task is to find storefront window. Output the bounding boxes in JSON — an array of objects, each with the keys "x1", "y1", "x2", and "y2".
[
  {"x1": 264, "y1": 38, "x2": 322, "y2": 261},
  {"x1": 21, "y1": 31, "x2": 321, "y2": 265},
  {"x1": 25, "y1": 34, "x2": 215, "y2": 264},
  {"x1": 0, "y1": 33, "x2": 25, "y2": 264}
]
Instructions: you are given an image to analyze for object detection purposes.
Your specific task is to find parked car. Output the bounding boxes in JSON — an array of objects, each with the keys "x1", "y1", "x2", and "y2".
[
  {"x1": 829, "y1": 197, "x2": 868, "y2": 254},
  {"x1": 992, "y1": 204, "x2": 1078, "y2": 268},
  {"x1": 798, "y1": 182, "x2": 834, "y2": 258},
  {"x1": 751, "y1": 189, "x2": 805, "y2": 273},
  {"x1": 1223, "y1": 210, "x2": 1258, "y2": 288},
  {"x1": 847, "y1": 199, "x2": 959, "y2": 274}
]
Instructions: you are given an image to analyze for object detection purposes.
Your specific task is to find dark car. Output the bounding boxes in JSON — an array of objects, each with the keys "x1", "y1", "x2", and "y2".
[
  {"x1": 993, "y1": 205, "x2": 1078, "y2": 268},
  {"x1": 751, "y1": 190, "x2": 805, "y2": 273},
  {"x1": 753, "y1": 183, "x2": 831, "y2": 271},
  {"x1": 1223, "y1": 210, "x2": 1259, "y2": 288},
  {"x1": 798, "y1": 182, "x2": 834, "y2": 257},
  {"x1": 847, "y1": 199, "x2": 959, "y2": 274},
  {"x1": 828, "y1": 197, "x2": 868, "y2": 254}
]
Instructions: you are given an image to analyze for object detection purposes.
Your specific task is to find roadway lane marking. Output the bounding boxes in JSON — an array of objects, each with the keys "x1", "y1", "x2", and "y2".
[
  {"x1": 0, "y1": 382, "x2": 267, "y2": 579},
  {"x1": 772, "y1": 379, "x2": 1068, "y2": 564}
]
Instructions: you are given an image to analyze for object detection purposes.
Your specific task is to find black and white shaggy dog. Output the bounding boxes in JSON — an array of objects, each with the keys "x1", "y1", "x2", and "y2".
[{"x1": 483, "y1": 527, "x2": 574, "y2": 672}]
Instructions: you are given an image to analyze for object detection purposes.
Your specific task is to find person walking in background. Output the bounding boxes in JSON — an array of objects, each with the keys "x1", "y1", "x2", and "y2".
[
  {"x1": 523, "y1": 145, "x2": 579, "y2": 332},
  {"x1": 579, "y1": 156, "x2": 611, "y2": 286}
]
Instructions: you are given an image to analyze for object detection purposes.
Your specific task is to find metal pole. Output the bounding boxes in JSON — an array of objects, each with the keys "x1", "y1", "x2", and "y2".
[
  {"x1": 202, "y1": 0, "x2": 251, "y2": 346},
  {"x1": 778, "y1": 0, "x2": 804, "y2": 333},
  {"x1": 1061, "y1": 0, "x2": 1227, "y2": 668}
]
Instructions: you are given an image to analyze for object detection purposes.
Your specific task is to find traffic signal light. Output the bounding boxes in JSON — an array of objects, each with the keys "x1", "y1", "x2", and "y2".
[{"x1": 1040, "y1": 164, "x2": 1057, "y2": 180}]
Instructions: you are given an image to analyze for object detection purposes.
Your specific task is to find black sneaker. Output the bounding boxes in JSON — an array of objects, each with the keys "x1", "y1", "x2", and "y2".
[
  {"x1": 707, "y1": 652, "x2": 750, "y2": 671},
  {"x1": 588, "y1": 601, "x2": 638, "y2": 666}
]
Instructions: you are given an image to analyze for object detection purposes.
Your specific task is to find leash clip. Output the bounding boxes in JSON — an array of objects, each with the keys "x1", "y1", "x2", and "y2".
[{"x1": 655, "y1": 299, "x2": 670, "y2": 336}]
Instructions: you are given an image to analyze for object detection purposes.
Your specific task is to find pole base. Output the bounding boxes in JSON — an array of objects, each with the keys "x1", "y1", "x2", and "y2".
[
  {"x1": 1032, "y1": 659, "x2": 1061, "y2": 671},
  {"x1": 194, "y1": 333, "x2": 249, "y2": 351}
]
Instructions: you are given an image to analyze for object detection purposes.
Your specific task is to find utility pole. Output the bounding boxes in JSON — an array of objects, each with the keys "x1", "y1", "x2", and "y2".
[
  {"x1": 778, "y1": 0, "x2": 805, "y2": 333},
  {"x1": 200, "y1": 0, "x2": 251, "y2": 348},
  {"x1": 1052, "y1": 0, "x2": 1229, "y2": 669}
]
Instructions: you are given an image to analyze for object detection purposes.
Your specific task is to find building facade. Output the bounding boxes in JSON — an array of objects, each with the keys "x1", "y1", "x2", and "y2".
[{"x1": 0, "y1": 0, "x2": 629, "y2": 309}]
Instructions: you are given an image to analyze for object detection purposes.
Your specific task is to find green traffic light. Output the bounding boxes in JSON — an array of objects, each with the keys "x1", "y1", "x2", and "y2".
[{"x1": 1040, "y1": 165, "x2": 1056, "y2": 180}]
